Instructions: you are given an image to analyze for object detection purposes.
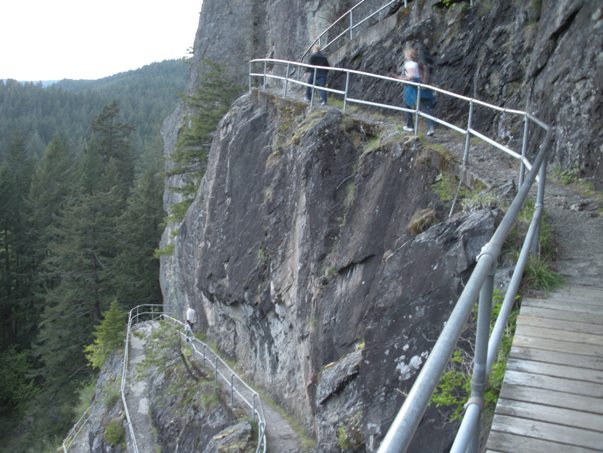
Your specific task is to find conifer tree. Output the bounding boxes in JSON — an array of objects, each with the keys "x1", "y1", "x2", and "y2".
[
  {"x1": 26, "y1": 138, "x2": 74, "y2": 340},
  {"x1": 114, "y1": 159, "x2": 164, "y2": 308},
  {"x1": 168, "y1": 60, "x2": 243, "y2": 220},
  {"x1": 28, "y1": 137, "x2": 73, "y2": 257},
  {"x1": 32, "y1": 103, "x2": 136, "y2": 430},
  {"x1": 0, "y1": 135, "x2": 35, "y2": 348},
  {"x1": 84, "y1": 299, "x2": 126, "y2": 369}
]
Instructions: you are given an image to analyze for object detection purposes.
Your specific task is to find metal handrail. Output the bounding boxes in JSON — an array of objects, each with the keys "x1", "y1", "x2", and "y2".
[
  {"x1": 160, "y1": 314, "x2": 268, "y2": 453},
  {"x1": 120, "y1": 305, "x2": 267, "y2": 453},
  {"x1": 61, "y1": 405, "x2": 92, "y2": 452},
  {"x1": 249, "y1": 58, "x2": 551, "y2": 452},
  {"x1": 250, "y1": 58, "x2": 538, "y2": 176},
  {"x1": 299, "y1": 0, "x2": 404, "y2": 64}
]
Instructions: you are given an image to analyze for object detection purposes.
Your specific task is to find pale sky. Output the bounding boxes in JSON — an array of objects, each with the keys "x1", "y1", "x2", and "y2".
[{"x1": 1, "y1": 1, "x2": 201, "y2": 81}]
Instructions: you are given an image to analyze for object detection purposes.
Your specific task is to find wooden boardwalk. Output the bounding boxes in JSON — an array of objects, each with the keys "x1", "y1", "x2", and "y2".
[{"x1": 486, "y1": 285, "x2": 603, "y2": 453}]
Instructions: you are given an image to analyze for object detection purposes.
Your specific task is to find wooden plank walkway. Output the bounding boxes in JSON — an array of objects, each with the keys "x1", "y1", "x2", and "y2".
[{"x1": 486, "y1": 285, "x2": 603, "y2": 453}]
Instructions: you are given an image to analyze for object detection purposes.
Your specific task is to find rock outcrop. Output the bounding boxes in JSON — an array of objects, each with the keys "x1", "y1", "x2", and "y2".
[
  {"x1": 161, "y1": 89, "x2": 500, "y2": 450},
  {"x1": 72, "y1": 323, "x2": 254, "y2": 453},
  {"x1": 332, "y1": 0, "x2": 602, "y2": 186}
]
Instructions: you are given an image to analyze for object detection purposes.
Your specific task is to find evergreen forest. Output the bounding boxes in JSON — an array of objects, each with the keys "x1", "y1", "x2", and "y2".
[{"x1": 0, "y1": 59, "x2": 188, "y2": 452}]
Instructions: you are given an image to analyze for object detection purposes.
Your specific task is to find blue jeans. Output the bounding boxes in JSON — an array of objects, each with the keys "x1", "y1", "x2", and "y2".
[
  {"x1": 406, "y1": 98, "x2": 436, "y2": 130},
  {"x1": 306, "y1": 73, "x2": 328, "y2": 103}
]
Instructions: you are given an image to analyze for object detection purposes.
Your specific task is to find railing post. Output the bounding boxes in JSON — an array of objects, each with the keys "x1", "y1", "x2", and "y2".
[
  {"x1": 450, "y1": 257, "x2": 495, "y2": 453},
  {"x1": 349, "y1": 10, "x2": 354, "y2": 40},
  {"x1": 284, "y1": 62, "x2": 290, "y2": 98},
  {"x1": 248, "y1": 61, "x2": 252, "y2": 93},
  {"x1": 463, "y1": 100, "x2": 474, "y2": 165},
  {"x1": 415, "y1": 85, "x2": 421, "y2": 136},
  {"x1": 343, "y1": 72, "x2": 351, "y2": 113},
  {"x1": 519, "y1": 114, "x2": 529, "y2": 188},
  {"x1": 311, "y1": 67, "x2": 317, "y2": 106},
  {"x1": 531, "y1": 158, "x2": 547, "y2": 255},
  {"x1": 230, "y1": 373, "x2": 235, "y2": 406},
  {"x1": 252, "y1": 394, "x2": 258, "y2": 420},
  {"x1": 263, "y1": 61, "x2": 267, "y2": 89}
]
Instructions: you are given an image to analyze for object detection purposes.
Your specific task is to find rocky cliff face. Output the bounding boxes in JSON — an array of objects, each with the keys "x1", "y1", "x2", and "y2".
[
  {"x1": 174, "y1": 0, "x2": 601, "y2": 193},
  {"x1": 331, "y1": 0, "x2": 602, "y2": 186},
  {"x1": 158, "y1": 0, "x2": 601, "y2": 451},
  {"x1": 161, "y1": 89, "x2": 499, "y2": 450}
]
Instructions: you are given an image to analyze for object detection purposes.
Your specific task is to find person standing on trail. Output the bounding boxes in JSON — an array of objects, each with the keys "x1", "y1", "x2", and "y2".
[
  {"x1": 185, "y1": 305, "x2": 197, "y2": 333},
  {"x1": 393, "y1": 46, "x2": 436, "y2": 136},
  {"x1": 305, "y1": 44, "x2": 330, "y2": 105}
]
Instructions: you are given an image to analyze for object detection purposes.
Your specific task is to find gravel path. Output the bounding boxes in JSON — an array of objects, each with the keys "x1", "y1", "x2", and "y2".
[
  {"x1": 125, "y1": 323, "x2": 159, "y2": 453},
  {"x1": 542, "y1": 180, "x2": 603, "y2": 287},
  {"x1": 187, "y1": 337, "x2": 307, "y2": 452}
]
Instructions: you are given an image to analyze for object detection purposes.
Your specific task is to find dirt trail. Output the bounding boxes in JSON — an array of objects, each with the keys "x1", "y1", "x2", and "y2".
[
  {"x1": 125, "y1": 322, "x2": 159, "y2": 453},
  {"x1": 188, "y1": 337, "x2": 308, "y2": 453},
  {"x1": 543, "y1": 180, "x2": 603, "y2": 287}
]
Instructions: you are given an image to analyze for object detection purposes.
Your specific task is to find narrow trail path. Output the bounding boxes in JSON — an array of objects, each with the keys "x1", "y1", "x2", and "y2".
[
  {"x1": 262, "y1": 404, "x2": 305, "y2": 453},
  {"x1": 544, "y1": 181, "x2": 603, "y2": 287},
  {"x1": 125, "y1": 322, "x2": 159, "y2": 453},
  {"x1": 188, "y1": 337, "x2": 307, "y2": 452}
]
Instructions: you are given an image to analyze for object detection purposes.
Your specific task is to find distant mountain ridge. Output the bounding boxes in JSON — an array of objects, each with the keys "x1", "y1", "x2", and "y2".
[{"x1": 0, "y1": 59, "x2": 189, "y2": 161}]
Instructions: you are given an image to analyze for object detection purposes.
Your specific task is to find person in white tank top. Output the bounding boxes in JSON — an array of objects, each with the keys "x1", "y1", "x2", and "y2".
[{"x1": 394, "y1": 46, "x2": 436, "y2": 135}]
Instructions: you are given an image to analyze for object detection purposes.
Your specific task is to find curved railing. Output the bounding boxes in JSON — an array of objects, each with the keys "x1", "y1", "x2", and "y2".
[
  {"x1": 249, "y1": 58, "x2": 552, "y2": 452},
  {"x1": 250, "y1": 58, "x2": 543, "y2": 182},
  {"x1": 298, "y1": 0, "x2": 403, "y2": 64},
  {"x1": 160, "y1": 313, "x2": 268, "y2": 453},
  {"x1": 120, "y1": 304, "x2": 267, "y2": 453}
]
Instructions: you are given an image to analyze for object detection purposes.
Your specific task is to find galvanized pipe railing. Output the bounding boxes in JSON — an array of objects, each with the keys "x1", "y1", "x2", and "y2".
[
  {"x1": 298, "y1": 0, "x2": 403, "y2": 65},
  {"x1": 120, "y1": 305, "x2": 267, "y2": 453},
  {"x1": 159, "y1": 314, "x2": 268, "y2": 453},
  {"x1": 120, "y1": 304, "x2": 163, "y2": 453},
  {"x1": 249, "y1": 58, "x2": 551, "y2": 452},
  {"x1": 250, "y1": 59, "x2": 536, "y2": 172},
  {"x1": 378, "y1": 129, "x2": 552, "y2": 453}
]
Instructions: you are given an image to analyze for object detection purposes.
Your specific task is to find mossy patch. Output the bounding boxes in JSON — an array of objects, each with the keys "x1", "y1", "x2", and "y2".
[
  {"x1": 407, "y1": 208, "x2": 437, "y2": 235},
  {"x1": 336, "y1": 411, "x2": 364, "y2": 450},
  {"x1": 104, "y1": 418, "x2": 125, "y2": 447}
]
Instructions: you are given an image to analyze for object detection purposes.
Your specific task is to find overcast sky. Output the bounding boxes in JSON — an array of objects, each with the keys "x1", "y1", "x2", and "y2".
[{"x1": 1, "y1": 0, "x2": 201, "y2": 81}]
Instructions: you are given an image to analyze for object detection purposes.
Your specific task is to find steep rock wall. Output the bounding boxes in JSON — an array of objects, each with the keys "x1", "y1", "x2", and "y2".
[
  {"x1": 165, "y1": 0, "x2": 601, "y2": 220},
  {"x1": 163, "y1": 0, "x2": 354, "y2": 213},
  {"x1": 162, "y1": 90, "x2": 499, "y2": 451},
  {"x1": 331, "y1": 0, "x2": 602, "y2": 186}
]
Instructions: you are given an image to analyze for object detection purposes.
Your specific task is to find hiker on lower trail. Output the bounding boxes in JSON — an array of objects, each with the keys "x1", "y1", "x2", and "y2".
[
  {"x1": 393, "y1": 46, "x2": 436, "y2": 136},
  {"x1": 305, "y1": 44, "x2": 330, "y2": 105},
  {"x1": 185, "y1": 305, "x2": 197, "y2": 336}
]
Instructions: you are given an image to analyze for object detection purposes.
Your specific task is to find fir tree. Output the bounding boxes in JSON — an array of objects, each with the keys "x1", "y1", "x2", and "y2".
[
  {"x1": 114, "y1": 159, "x2": 164, "y2": 308},
  {"x1": 168, "y1": 60, "x2": 243, "y2": 221},
  {"x1": 0, "y1": 135, "x2": 35, "y2": 348},
  {"x1": 84, "y1": 299, "x2": 126, "y2": 369},
  {"x1": 31, "y1": 104, "x2": 137, "y2": 441}
]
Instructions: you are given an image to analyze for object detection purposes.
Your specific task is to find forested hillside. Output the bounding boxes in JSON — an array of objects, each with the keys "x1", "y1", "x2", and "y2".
[
  {"x1": 0, "y1": 59, "x2": 188, "y2": 163},
  {"x1": 0, "y1": 59, "x2": 187, "y2": 452}
]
